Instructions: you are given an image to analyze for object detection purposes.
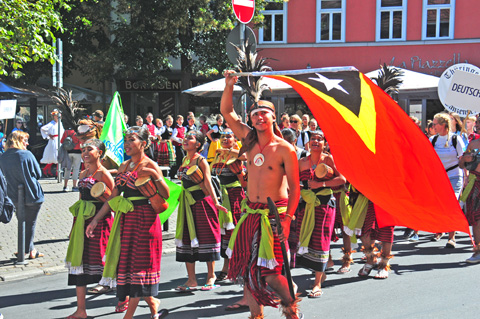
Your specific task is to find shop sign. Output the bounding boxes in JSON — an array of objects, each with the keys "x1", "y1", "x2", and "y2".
[{"x1": 118, "y1": 79, "x2": 209, "y2": 92}]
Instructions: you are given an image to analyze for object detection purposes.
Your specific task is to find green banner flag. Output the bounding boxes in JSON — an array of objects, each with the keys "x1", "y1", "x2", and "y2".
[
  {"x1": 160, "y1": 179, "x2": 182, "y2": 224},
  {"x1": 100, "y1": 92, "x2": 126, "y2": 167}
]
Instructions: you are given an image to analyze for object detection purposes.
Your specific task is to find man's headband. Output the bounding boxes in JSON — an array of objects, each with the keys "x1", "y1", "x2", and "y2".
[{"x1": 249, "y1": 100, "x2": 275, "y2": 116}]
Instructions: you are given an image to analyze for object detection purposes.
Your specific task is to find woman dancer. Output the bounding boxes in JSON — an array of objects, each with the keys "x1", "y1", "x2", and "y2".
[
  {"x1": 175, "y1": 130, "x2": 227, "y2": 291},
  {"x1": 211, "y1": 129, "x2": 247, "y2": 279},
  {"x1": 86, "y1": 126, "x2": 169, "y2": 319},
  {"x1": 297, "y1": 130, "x2": 346, "y2": 298},
  {"x1": 65, "y1": 139, "x2": 114, "y2": 319}
]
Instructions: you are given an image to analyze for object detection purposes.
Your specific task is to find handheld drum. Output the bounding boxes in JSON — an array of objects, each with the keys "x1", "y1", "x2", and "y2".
[
  {"x1": 226, "y1": 158, "x2": 243, "y2": 175},
  {"x1": 186, "y1": 165, "x2": 204, "y2": 184},
  {"x1": 90, "y1": 182, "x2": 112, "y2": 202},
  {"x1": 314, "y1": 163, "x2": 334, "y2": 181},
  {"x1": 226, "y1": 158, "x2": 247, "y2": 188},
  {"x1": 134, "y1": 176, "x2": 169, "y2": 214}
]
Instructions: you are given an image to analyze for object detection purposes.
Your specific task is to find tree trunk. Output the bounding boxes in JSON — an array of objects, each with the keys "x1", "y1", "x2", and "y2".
[{"x1": 179, "y1": 54, "x2": 192, "y2": 116}]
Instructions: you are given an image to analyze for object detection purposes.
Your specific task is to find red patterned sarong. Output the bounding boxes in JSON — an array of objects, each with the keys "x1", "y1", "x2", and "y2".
[
  {"x1": 465, "y1": 171, "x2": 480, "y2": 226},
  {"x1": 361, "y1": 201, "x2": 394, "y2": 243},
  {"x1": 221, "y1": 186, "x2": 245, "y2": 257},
  {"x1": 227, "y1": 198, "x2": 288, "y2": 308}
]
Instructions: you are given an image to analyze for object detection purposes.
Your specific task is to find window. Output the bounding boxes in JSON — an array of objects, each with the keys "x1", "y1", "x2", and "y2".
[
  {"x1": 376, "y1": 0, "x2": 407, "y2": 41},
  {"x1": 422, "y1": 0, "x2": 455, "y2": 39},
  {"x1": 316, "y1": 0, "x2": 345, "y2": 42},
  {"x1": 259, "y1": 2, "x2": 287, "y2": 44}
]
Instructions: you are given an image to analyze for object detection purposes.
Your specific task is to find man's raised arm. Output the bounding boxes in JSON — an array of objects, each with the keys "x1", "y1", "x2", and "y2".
[{"x1": 220, "y1": 70, "x2": 250, "y2": 140}]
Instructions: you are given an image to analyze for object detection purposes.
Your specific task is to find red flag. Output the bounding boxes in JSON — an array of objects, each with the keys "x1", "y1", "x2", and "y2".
[{"x1": 266, "y1": 71, "x2": 470, "y2": 235}]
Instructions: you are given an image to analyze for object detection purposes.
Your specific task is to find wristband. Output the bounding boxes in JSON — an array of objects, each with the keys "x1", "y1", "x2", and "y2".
[{"x1": 284, "y1": 214, "x2": 293, "y2": 220}]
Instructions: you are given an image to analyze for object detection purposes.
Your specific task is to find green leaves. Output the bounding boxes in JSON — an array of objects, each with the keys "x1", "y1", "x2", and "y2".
[{"x1": 0, "y1": 0, "x2": 67, "y2": 78}]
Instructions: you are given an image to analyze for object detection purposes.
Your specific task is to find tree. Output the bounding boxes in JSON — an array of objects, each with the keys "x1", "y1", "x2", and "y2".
[
  {"x1": 108, "y1": 0, "x2": 273, "y2": 113},
  {"x1": 3, "y1": 0, "x2": 281, "y2": 113},
  {"x1": 0, "y1": 0, "x2": 70, "y2": 79}
]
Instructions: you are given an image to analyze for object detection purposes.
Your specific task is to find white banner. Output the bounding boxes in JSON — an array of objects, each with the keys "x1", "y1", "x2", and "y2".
[
  {"x1": 0, "y1": 100, "x2": 17, "y2": 119},
  {"x1": 438, "y1": 63, "x2": 480, "y2": 116},
  {"x1": 445, "y1": 70, "x2": 480, "y2": 112}
]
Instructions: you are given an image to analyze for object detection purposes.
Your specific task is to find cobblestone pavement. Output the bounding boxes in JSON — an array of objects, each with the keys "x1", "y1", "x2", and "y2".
[{"x1": 0, "y1": 178, "x2": 178, "y2": 282}]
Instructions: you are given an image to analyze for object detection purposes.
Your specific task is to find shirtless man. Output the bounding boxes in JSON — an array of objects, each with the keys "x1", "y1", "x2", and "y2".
[
  {"x1": 221, "y1": 70, "x2": 301, "y2": 319},
  {"x1": 459, "y1": 138, "x2": 480, "y2": 263}
]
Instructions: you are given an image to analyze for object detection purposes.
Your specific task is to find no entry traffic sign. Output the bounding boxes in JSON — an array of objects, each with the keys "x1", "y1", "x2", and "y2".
[{"x1": 232, "y1": 0, "x2": 255, "y2": 24}]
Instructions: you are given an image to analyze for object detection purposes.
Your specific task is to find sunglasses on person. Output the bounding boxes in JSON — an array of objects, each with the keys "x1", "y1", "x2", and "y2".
[
  {"x1": 290, "y1": 120, "x2": 298, "y2": 123},
  {"x1": 123, "y1": 128, "x2": 140, "y2": 136}
]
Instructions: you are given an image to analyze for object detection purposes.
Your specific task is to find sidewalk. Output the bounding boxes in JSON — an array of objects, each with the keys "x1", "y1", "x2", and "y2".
[{"x1": 0, "y1": 178, "x2": 178, "y2": 282}]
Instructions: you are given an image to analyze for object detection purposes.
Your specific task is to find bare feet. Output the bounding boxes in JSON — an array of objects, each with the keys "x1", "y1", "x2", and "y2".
[
  {"x1": 225, "y1": 297, "x2": 249, "y2": 311},
  {"x1": 327, "y1": 258, "x2": 335, "y2": 270}
]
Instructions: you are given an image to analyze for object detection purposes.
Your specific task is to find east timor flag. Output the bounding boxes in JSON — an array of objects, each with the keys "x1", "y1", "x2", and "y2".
[{"x1": 266, "y1": 70, "x2": 470, "y2": 235}]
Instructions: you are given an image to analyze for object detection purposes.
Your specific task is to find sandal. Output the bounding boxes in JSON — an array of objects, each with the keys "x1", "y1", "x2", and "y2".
[
  {"x1": 176, "y1": 285, "x2": 197, "y2": 292},
  {"x1": 115, "y1": 299, "x2": 129, "y2": 313},
  {"x1": 358, "y1": 263, "x2": 374, "y2": 277},
  {"x1": 152, "y1": 309, "x2": 169, "y2": 319},
  {"x1": 216, "y1": 271, "x2": 228, "y2": 282},
  {"x1": 201, "y1": 284, "x2": 220, "y2": 291},
  {"x1": 374, "y1": 268, "x2": 389, "y2": 279},
  {"x1": 87, "y1": 284, "x2": 112, "y2": 294},
  {"x1": 29, "y1": 250, "x2": 44, "y2": 259},
  {"x1": 336, "y1": 266, "x2": 351, "y2": 274},
  {"x1": 307, "y1": 289, "x2": 323, "y2": 298},
  {"x1": 446, "y1": 239, "x2": 456, "y2": 248}
]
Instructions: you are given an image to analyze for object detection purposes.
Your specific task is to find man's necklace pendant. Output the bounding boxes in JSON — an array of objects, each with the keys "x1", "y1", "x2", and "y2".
[{"x1": 253, "y1": 153, "x2": 265, "y2": 167}]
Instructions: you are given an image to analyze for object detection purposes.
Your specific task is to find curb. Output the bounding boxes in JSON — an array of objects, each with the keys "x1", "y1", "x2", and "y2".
[
  {"x1": 0, "y1": 268, "x2": 44, "y2": 282},
  {"x1": 1, "y1": 249, "x2": 177, "y2": 283}
]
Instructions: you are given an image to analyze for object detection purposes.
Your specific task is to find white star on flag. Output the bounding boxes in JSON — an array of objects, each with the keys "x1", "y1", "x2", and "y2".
[{"x1": 309, "y1": 73, "x2": 349, "y2": 95}]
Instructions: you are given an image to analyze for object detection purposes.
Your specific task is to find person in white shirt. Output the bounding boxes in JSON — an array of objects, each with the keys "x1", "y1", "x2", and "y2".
[
  {"x1": 430, "y1": 113, "x2": 465, "y2": 247},
  {"x1": 40, "y1": 109, "x2": 64, "y2": 176}
]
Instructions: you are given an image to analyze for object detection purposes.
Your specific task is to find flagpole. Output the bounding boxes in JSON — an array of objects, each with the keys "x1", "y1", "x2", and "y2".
[{"x1": 231, "y1": 66, "x2": 358, "y2": 77}]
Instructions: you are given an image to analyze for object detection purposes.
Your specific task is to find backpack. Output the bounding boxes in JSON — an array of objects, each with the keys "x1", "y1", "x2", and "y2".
[
  {"x1": 432, "y1": 134, "x2": 458, "y2": 155},
  {"x1": 432, "y1": 134, "x2": 459, "y2": 172},
  {"x1": 0, "y1": 169, "x2": 15, "y2": 224},
  {"x1": 62, "y1": 136, "x2": 75, "y2": 151}
]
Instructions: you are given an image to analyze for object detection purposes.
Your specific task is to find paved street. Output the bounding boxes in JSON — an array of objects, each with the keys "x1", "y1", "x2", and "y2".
[
  {"x1": 1, "y1": 178, "x2": 479, "y2": 318},
  {"x1": 1, "y1": 232, "x2": 479, "y2": 318}
]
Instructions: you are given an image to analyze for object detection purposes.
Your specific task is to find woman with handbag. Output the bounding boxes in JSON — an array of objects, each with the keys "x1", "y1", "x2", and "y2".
[{"x1": 0, "y1": 131, "x2": 44, "y2": 259}]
